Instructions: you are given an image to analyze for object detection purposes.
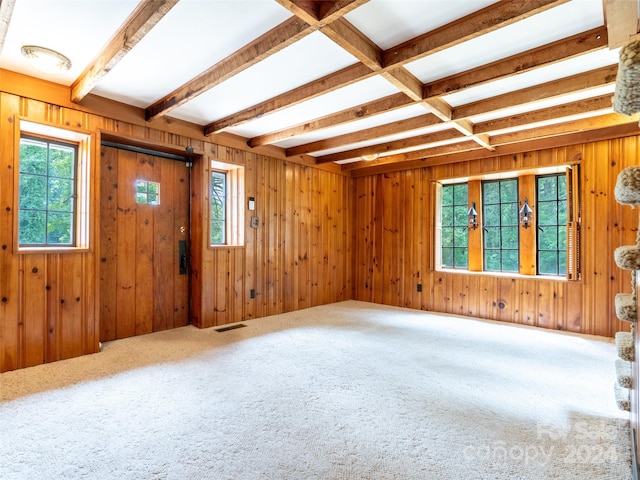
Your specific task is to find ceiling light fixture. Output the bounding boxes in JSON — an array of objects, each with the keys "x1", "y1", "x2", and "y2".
[
  {"x1": 20, "y1": 45, "x2": 72, "y2": 74},
  {"x1": 361, "y1": 153, "x2": 379, "y2": 161}
]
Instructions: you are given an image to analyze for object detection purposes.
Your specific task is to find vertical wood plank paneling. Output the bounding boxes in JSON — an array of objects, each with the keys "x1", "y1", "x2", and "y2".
[
  {"x1": 274, "y1": 157, "x2": 285, "y2": 314},
  {"x1": 154, "y1": 156, "x2": 174, "y2": 332},
  {"x1": 60, "y1": 254, "x2": 84, "y2": 359},
  {"x1": 189, "y1": 153, "x2": 206, "y2": 328},
  {"x1": 403, "y1": 169, "x2": 415, "y2": 308},
  {"x1": 135, "y1": 153, "x2": 155, "y2": 335},
  {"x1": 11, "y1": 84, "x2": 640, "y2": 372},
  {"x1": 115, "y1": 149, "x2": 137, "y2": 338},
  {"x1": 519, "y1": 278, "x2": 536, "y2": 327},
  {"x1": 353, "y1": 136, "x2": 640, "y2": 337},
  {"x1": 298, "y1": 165, "x2": 311, "y2": 308},
  {"x1": 2, "y1": 91, "x2": 355, "y2": 372},
  {"x1": 21, "y1": 254, "x2": 46, "y2": 367},
  {"x1": 497, "y1": 277, "x2": 516, "y2": 323},
  {"x1": 466, "y1": 275, "x2": 479, "y2": 317},
  {"x1": 255, "y1": 155, "x2": 267, "y2": 318},
  {"x1": 283, "y1": 163, "x2": 295, "y2": 312},
  {"x1": 244, "y1": 153, "x2": 257, "y2": 319},
  {"x1": 536, "y1": 281, "x2": 554, "y2": 329},
  {"x1": 326, "y1": 172, "x2": 337, "y2": 305},
  {"x1": 373, "y1": 175, "x2": 385, "y2": 305},
  {"x1": 589, "y1": 140, "x2": 612, "y2": 335},
  {"x1": 43, "y1": 255, "x2": 58, "y2": 363},
  {"x1": 0, "y1": 93, "x2": 20, "y2": 372},
  {"x1": 99, "y1": 146, "x2": 118, "y2": 341}
]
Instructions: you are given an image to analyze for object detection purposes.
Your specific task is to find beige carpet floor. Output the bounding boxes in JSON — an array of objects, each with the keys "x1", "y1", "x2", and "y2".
[{"x1": 0, "y1": 300, "x2": 632, "y2": 479}]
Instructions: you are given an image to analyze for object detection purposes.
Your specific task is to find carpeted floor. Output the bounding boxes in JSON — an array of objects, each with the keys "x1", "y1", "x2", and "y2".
[{"x1": 0, "y1": 300, "x2": 632, "y2": 479}]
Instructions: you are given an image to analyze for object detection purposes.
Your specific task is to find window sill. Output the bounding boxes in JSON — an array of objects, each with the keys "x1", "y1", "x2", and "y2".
[
  {"x1": 15, "y1": 246, "x2": 90, "y2": 255},
  {"x1": 207, "y1": 244, "x2": 245, "y2": 251},
  {"x1": 436, "y1": 268, "x2": 573, "y2": 282}
]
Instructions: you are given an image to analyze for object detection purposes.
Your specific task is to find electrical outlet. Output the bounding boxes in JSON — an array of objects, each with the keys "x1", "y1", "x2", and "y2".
[
  {"x1": 250, "y1": 289, "x2": 256, "y2": 299},
  {"x1": 250, "y1": 216, "x2": 259, "y2": 228},
  {"x1": 417, "y1": 284, "x2": 422, "y2": 292}
]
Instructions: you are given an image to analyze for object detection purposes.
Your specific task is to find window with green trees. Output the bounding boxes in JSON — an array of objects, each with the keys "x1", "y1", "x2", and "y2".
[
  {"x1": 210, "y1": 170, "x2": 227, "y2": 245},
  {"x1": 18, "y1": 136, "x2": 77, "y2": 246},
  {"x1": 482, "y1": 179, "x2": 519, "y2": 272},
  {"x1": 437, "y1": 167, "x2": 580, "y2": 279},
  {"x1": 536, "y1": 174, "x2": 567, "y2": 276},
  {"x1": 440, "y1": 183, "x2": 468, "y2": 269}
]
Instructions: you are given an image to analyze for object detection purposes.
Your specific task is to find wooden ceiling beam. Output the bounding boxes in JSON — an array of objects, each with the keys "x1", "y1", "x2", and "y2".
[
  {"x1": 146, "y1": 16, "x2": 313, "y2": 121},
  {"x1": 383, "y1": 0, "x2": 571, "y2": 67},
  {"x1": 274, "y1": 0, "x2": 369, "y2": 25},
  {"x1": 451, "y1": 119, "x2": 495, "y2": 151},
  {"x1": 320, "y1": 18, "x2": 424, "y2": 101},
  {"x1": 489, "y1": 111, "x2": 636, "y2": 145},
  {"x1": 285, "y1": 113, "x2": 441, "y2": 156},
  {"x1": 71, "y1": 0, "x2": 179, "y2": 104},
  {"x1": 248, "y1": 92, "x2": 413, "y2": 147},
  {"x1": 315, "y1": 128, "x2": 462, "y2": 164},
  {"x1": 341, "y1": 140, "x2": 480, "y2": 172},
  {"x1": 0, "y1": 0, "x2": 16, "y2": 56},
  {"x1": 207, "y1": 0, "x2": 573, "y2": 134},
  {"x1": 453, "y1": 65, "x2": 618, "y2": 119},
  {"x1": 474, "y1": 94, "x2": 614, "y2": 134},
  {"x1": 330, "y1": 95, "x2": 616, "y2": 170},
  {"x1": 345, "y1": 114, "x2": 640, "y2": 176},
  {"x1": 424, "y1": 26, "x2": 609, "y2": 99},
  {"x1": 603, "y1": 0, "x2": 640, "y2": 49},
  {"x1": 300, "y1": 80, "x2": 616, "y2": 156},
  {"x1": 380, "y1": 67, "x2": 423, "y2": 101},
  {"x1": 321, "y1": 17, "x2": 382, "y2": 70},
  {"x1": 205, "y1": 63, "x2": 375, "y2": 135}
]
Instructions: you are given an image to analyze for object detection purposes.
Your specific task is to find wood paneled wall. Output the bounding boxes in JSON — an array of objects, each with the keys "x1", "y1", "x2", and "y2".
[
  {"x1": 190, "y1": 144, "x2": 354, "y2": 328},
  {"x1": 0, "y1": 88, "x2": 353, "y2": 372},
  {"x1": 2, "y1": 72, "x2": 639, "y2": 372},
  {"x1": 353, "y1": 140, "x2": 640, "y2": 337}
]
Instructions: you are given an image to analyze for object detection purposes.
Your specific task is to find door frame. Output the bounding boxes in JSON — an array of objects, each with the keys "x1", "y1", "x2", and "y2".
[{"x1": 96, "y1": 131, "x2": 201, "y2": 340}]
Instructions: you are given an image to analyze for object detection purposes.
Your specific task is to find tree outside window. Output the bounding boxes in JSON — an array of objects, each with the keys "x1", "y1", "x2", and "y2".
[
  {"x1": 440, "y1": 183, "x2": 468, "y2": 269},
  {"x1": 18, "y1": 136, "x2": 77, "y2": 246},
  {"x1": 536, "y1": 174, "x2": 567, "y2": 276},
  {"x1": 210, "y1": 170, "x2": 227, "y2": 245},
  {"x1": 482, "y1": 179, "x2": 519, "y2": 273}
]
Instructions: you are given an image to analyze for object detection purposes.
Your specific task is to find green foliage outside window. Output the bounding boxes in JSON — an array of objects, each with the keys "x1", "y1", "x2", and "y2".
[
  {"x1": 482, "y1": 179, "x2": 518, "y2": 272},
  {"x1": 441, "y1": 183, "x2": 468, "y2": 269},
  {"x1": 19, "y1": 137, "x2": 76, "y2": 246},
  {"x1": 537, "y1": 174, "x2": 567, "y2": 275},
  {"x1": 135, "y1": 180, "x2": 160, "y2": 205},
  {"x1": 210, "y1": 171, "x2": 226, "y2": 245}
]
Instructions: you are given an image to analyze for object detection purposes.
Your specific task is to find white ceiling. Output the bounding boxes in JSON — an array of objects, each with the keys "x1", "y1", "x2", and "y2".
[{"x1": 0, "y1": 0, "x2": 634, "y2": 169}]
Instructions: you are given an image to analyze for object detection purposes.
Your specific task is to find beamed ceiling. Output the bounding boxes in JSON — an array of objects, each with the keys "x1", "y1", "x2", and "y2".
[{"x1": 0, "y1": 0, "x2": 639, "y2": 174}]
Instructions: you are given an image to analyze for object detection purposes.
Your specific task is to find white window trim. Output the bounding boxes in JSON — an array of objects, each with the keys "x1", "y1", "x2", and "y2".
[{"x1": 14, "y1": 119, "x2": 93, "y2": 254}]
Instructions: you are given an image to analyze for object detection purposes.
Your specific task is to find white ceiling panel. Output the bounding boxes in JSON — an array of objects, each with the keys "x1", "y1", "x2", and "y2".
[
  {"x1": 442, "y1": 48, "x2": 619, "y2": 107},
  {"x1": 0, "y1": 0, "x2": 138, "y2": 85},
  {"x1": 224, "y1": 75, "x2": 400, "y2": 138},
  {"x1": 0, "y1": 0, "x2": 632, "y2": 170},
  {"x1": 405, "y1": 0, "x2": 605, "y2": 84},
  {"x1": 468, "y1": 84, "x2": 616, "y2": 124},
  {"x1": 273, "y1": 103, "x2": 431, "y2": 149},
  {"x1": 92, "y1": 0, "x2": 292, "y2": 107},
  {"x1": 169, "y1": 30, "x2": 360, "y2": 126},
  {"x1": 345, "y1": 0, "x2": 498, "y2": 50}
]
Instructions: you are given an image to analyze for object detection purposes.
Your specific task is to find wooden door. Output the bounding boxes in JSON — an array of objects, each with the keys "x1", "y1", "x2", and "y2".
[{"x1": 99, "y1": 145, "x2": 190, "y2": 342}]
